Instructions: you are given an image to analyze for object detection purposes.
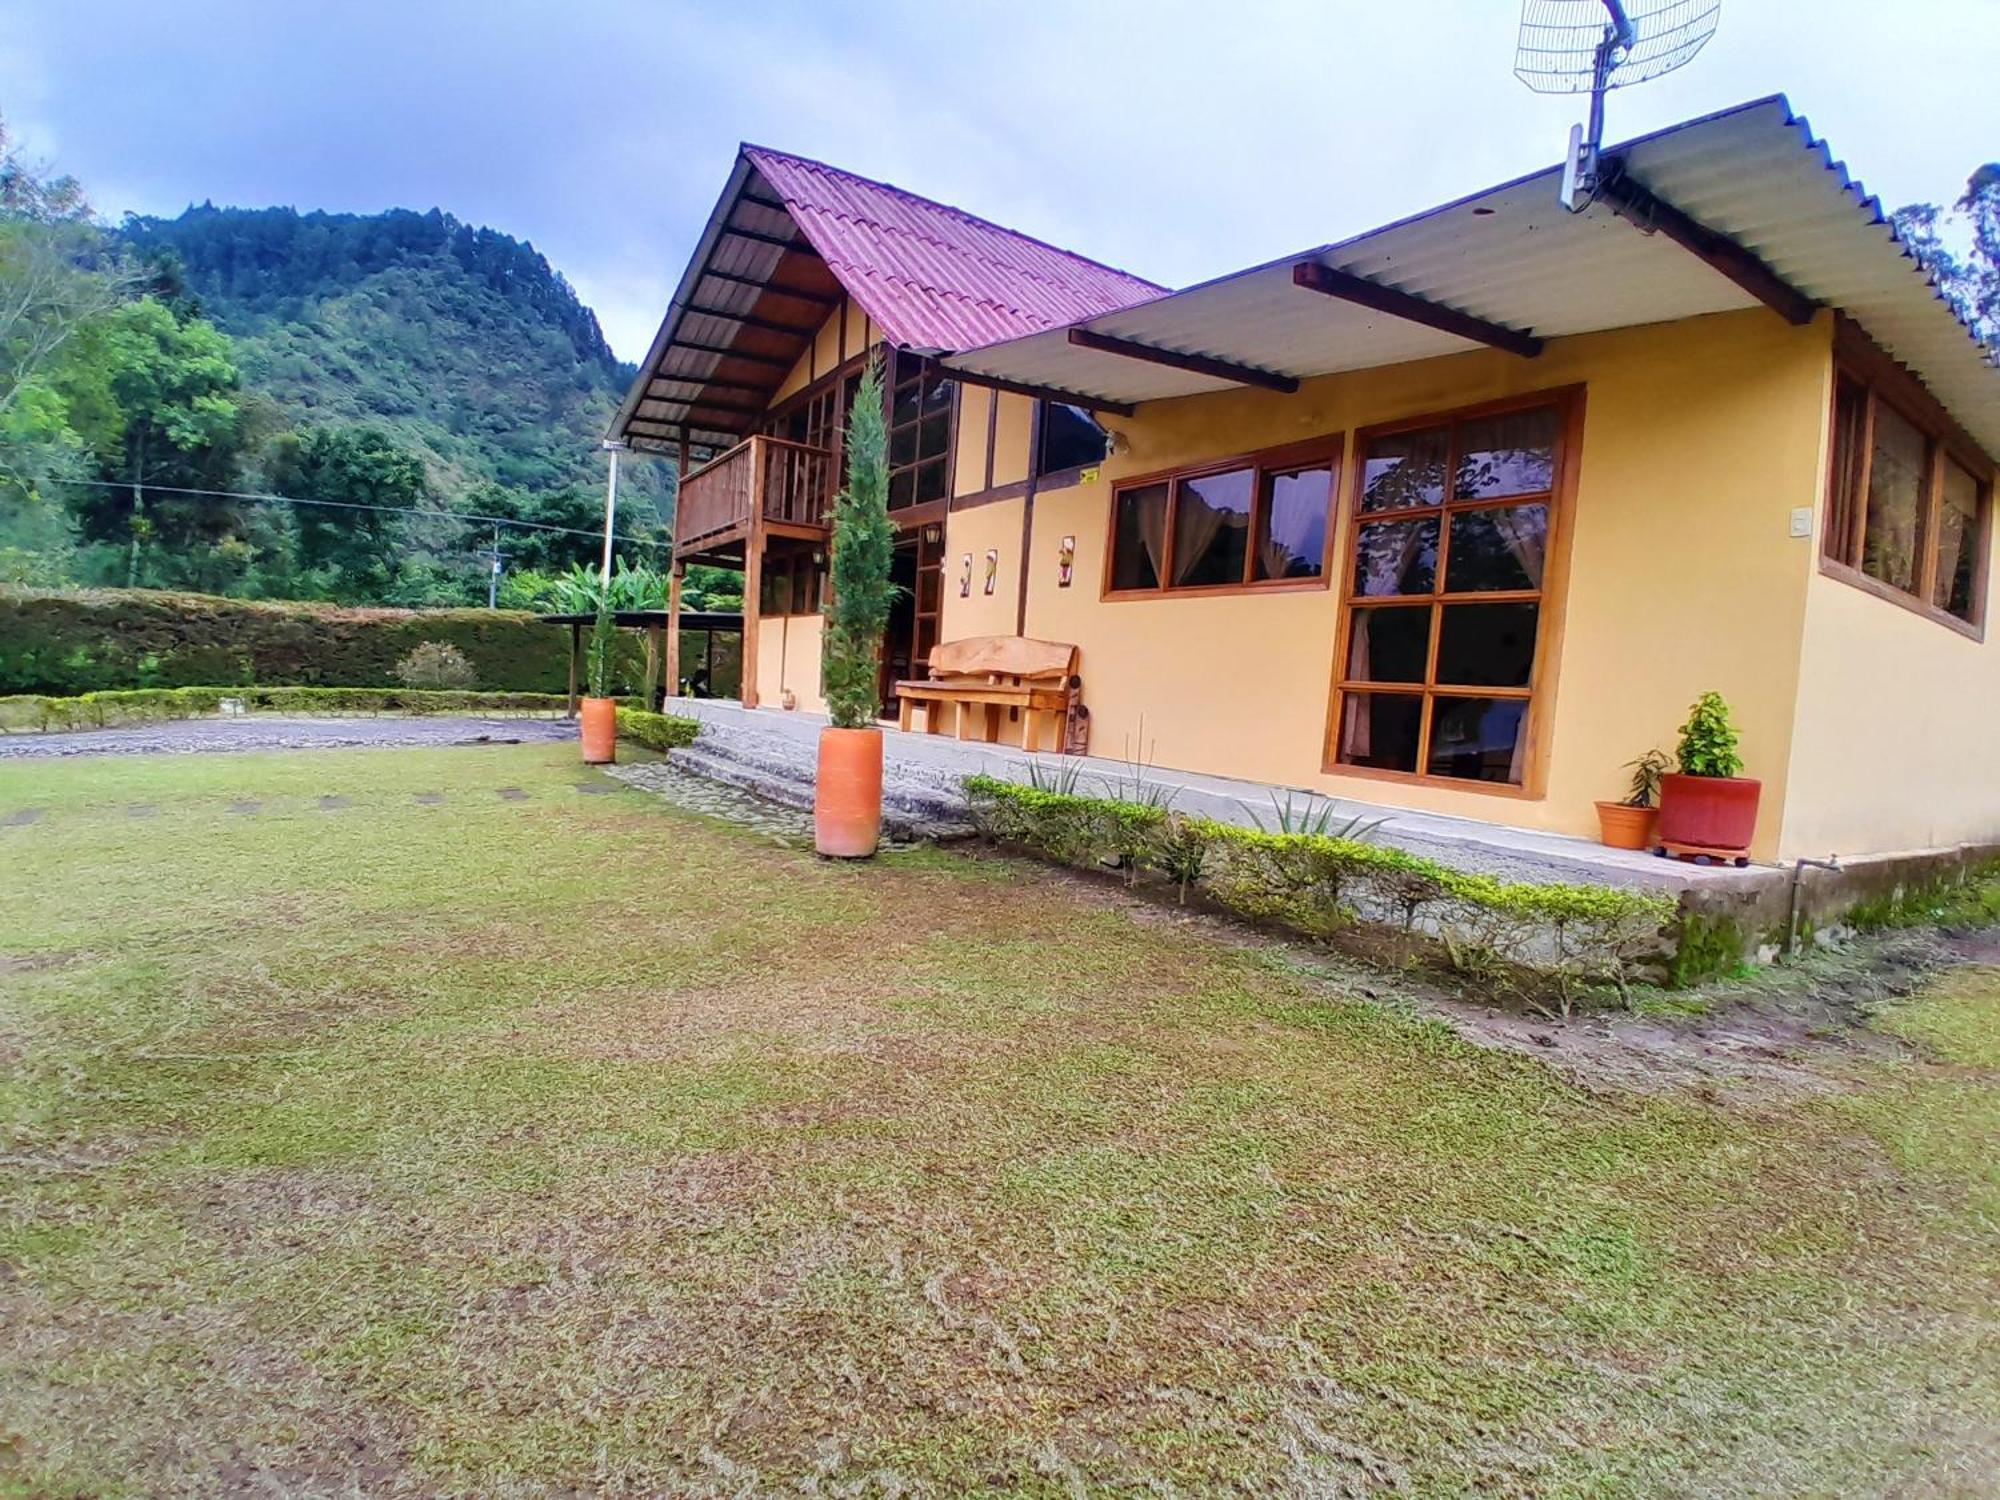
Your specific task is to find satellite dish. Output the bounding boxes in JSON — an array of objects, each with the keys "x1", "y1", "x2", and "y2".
[{"x1": 1514, "y1": 1, "x2": 1723, "y2": 211}]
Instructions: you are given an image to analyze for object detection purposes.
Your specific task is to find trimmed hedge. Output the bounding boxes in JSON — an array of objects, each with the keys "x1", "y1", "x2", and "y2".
[
  {"x1": 1, "y1": 686, "x2": 581, "y2": 733},
  {"x1": 0, "y1": 586, "x2": 636, "y2": 695},
  {"x1": 964, "y1": 776, "x2": 1678, "y2": 1005},
  {"x1": 613, "y1": 708, "x2": 701, "y2": 752}
]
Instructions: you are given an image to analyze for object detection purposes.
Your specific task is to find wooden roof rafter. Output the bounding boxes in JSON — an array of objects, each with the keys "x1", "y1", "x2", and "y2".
[
  {"x1": 1066, "y1": 328, "x2": 1299, "y2": 393},
  {"x1": 1291, "y1": 261, "x2": 1544, "y2": 358}
]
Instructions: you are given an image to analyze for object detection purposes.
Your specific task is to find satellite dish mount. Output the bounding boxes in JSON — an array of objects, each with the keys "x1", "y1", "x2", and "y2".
[{"x1": 1513, "y1": 1, "x2": 1722, "y2": 212}]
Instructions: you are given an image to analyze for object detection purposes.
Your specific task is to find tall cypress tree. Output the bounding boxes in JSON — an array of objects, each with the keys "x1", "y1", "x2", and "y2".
[{"x1": 821, "y1": 355, "x2": 895, "y2": 729}]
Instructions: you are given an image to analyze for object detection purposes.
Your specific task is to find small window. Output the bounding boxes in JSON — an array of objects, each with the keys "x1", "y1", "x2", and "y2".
[
  {"x1": 1823, "y1": 349, "x2": 1991, "y2": 630},
  {"x1": 1039, "y1": 402, "x2": 1108, "y2": 475},
  {"x1": 1106, "y1": 444, "x2": 1339, "y2": 595},
  {"x1": 887, "y1": 351, "x2": 953, "y2": 510}
]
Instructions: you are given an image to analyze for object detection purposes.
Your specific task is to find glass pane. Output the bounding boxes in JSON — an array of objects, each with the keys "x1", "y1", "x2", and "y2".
[
  {"x1": 1825, "y1": 375, "x2": 1868, "y2": 563},
  {"x1": 1345, "y1": 606, "x2": 1429, "y2": 683},
  {"x1": 1455, "y1": 407, "x2": 1558, "y2": 499},
  {"x1": 1040, "y1": 403, "x2": 1108, "y2": 474},
  {"x1": 914, "y1": 458, "x2": 947, "y2": 505},
  {"x1": 1934, "y1": 459, "x2": 1981, "y2": 620},
  {"x1": 891, "y1": 379, "x2": 920, "y2": 426},
  {"x1": 888, "y1": 468, "x2": 915, "y2": 511},
  {"x1": 1351, "y1": 516, "x2": 1439, "y2": 596},
  {"x1": 917, "y1": 567, "x2": 941, "y2": 613},
  {"x1": 889, "y1": 424, "x2": 917, "y2": 468},
  {"x1": 1862, "y1": 403, "x2": 1926, "y2": 594},
  {"x1": 1426, "y1": 696, "x2": 1529, "y2": 784},
  {"x1": 1362, "y1": 426, "x2": 1447, "y2": 512},
  {"x1": 1112, "y1": 482, "x2": 1169, "y2": 591},
  {"x1": 1254, "y1": 465, "x2": 1332, "y2": 579},
  {"x1": 1445, "y1": 503, "x2": 1547, "y2": 591},
  {"x1": 1337, "y1": 692, "x2": 1423, "y2": 772},
  {"x1": 1172, "y1": 468, "x2": 1254, "y2": 587},
  {"x1": 1436, "y1": 602, "x2": 1538, "y2": 687},
  {"x1": 918, "y1": 411, "x2": 951, "y2": 462},
  {"x1": 922, "y1": 375, "x2": 955, "y2": 415}
]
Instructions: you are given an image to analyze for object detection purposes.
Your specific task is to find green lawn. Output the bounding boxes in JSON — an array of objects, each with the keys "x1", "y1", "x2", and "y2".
[{"x1": 1, "y1": 744, "x2": 1994, "y2": 1497}]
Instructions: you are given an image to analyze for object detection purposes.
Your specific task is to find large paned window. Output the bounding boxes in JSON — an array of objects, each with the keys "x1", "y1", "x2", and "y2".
[
  {"x1": 1822, "y1": 346, "x2": 1992, "y2": 634},
  {"x1": 1105, "y1": 441, "x2": 1339, "y2": 595},
  {"x1": 1331, "y1": 399, "x2": 1569, "y2": 788},
  {"x1": 758, "y1": 552, "x2": 824, "y2": 617},
  {"x1": 887, "y1": 352, "x2": 954, "y2": 511}
]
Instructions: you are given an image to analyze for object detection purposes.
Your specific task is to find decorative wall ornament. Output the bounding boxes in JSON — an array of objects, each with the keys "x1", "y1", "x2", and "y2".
[
  {"x1": 958, "y1": 553, "x2": 972, "y2": 597},
  {"x1": 1057, "y1": 535, "x2": 1076, "y2": 588},
  {"x1": 983, "y1": 549, "x2": 999, "y2": 595}
]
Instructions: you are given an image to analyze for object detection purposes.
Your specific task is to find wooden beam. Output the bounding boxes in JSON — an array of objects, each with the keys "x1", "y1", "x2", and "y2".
[
  {"x1": 695, "y1": 266, "x2": 840, "y2": 305},
  {"x1": 683, "y1": 303, "x2": 820, "y2": 338},
  {"x1": 566, "y1": 621, "x2": 581, "y2": 718},
  {"x1": 934, "y1": 362, "x2": 1136, "y2": 418},
  {"x1": 718, "y1": 222, "x2": 804, "y2": 251},
  {"x1": 1066, "y1": 328, "x2": 1299, "y2": 393},
  {"x1": 639, "y1": 394, "x2": 765, "y2": 417},
  {"x1": 738, "y1": 189, "x2": 790, "y2": 214},
  {"x1": 1291, "y1": 260, "x2": 1544, "y2": 358},
  {"x1": 665, "y1": 563, "x2": 684, "y2": 701},
  {"x1": 665, "y1": 339, "x2": 793, "y2": 369},
  {"x1": 648, "y1": 374, "x2": 771, "y2": 396},
  {"x1": 1597, "y1": 163, "x2": 1818, "y2": 327}
]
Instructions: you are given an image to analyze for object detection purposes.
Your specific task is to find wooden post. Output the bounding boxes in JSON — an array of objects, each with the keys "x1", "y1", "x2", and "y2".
[
  {"x1": 645, "y1": 622, "x2": 665, "y2": 708},
  {"x1": 665, "y1": 563, "x2": 684, "y2": 702},
  {"x1": 741, "y1": 439, "x2": 768, "y2": 708},
  {"x1": 566, "y1": 621, "x2": 582, "y2": 716}
]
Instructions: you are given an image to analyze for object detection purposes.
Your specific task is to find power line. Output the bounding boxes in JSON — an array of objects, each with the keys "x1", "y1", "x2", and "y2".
[{"x1": 51, "y1": 476, "x2": 669, "y2": 551}]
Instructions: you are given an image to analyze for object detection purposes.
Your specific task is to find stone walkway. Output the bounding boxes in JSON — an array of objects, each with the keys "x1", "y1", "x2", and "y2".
[{"x1": 0, "y1": 716, "x2": 577, "y2": 759}]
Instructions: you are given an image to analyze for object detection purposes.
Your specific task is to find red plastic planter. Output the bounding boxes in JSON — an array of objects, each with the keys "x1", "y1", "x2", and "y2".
[{"x1": 1657, "y1": 773, "x2": 1760, "y2": 855}]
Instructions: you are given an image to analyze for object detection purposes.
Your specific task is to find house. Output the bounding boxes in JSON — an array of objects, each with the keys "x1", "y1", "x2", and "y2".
[{"x1": 609, "y1": 97, "x2": 1997, "y2": 865}]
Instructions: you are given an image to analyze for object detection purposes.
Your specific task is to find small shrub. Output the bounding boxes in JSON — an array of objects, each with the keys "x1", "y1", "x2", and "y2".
[
  {"x1": 964, "y1": 775, "x2": 1677, "y2": 1003},
  {"x1": 1675, "y1": 691, "x2": 1744, "y2": 779},
  {"x1": 613, "y1": 707, "x2": 700, "y2": 752},
  {"x1": 395, "y1": 641, "x2": 478, "y2": 690}
]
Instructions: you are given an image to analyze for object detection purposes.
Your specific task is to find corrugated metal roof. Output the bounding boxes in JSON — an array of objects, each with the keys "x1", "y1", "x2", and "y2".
[
  {"x1": 741, "y1": 146, "x2": 1165, "y2": 352},
  {"x1": 943, "y1": 96, "x2": 2000, "y2": 459}
]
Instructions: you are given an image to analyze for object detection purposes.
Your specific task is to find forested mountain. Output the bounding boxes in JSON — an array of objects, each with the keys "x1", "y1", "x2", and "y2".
[
  {"x1": 3, "y1": 124, "x2": 678, "y2": 608},
  {"x1": 118, "y1": 204, "x2": 662, "y2": 506}
]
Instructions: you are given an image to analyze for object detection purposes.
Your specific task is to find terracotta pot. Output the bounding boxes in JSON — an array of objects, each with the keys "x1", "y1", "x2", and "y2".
[
  {"x1": 815, "y1": 726, "x2": 883, "y2": 858},
  {"x1": 579, "y1": 697, "x2": 617, "y2": 764},
  {"x1": 1594, "y1": 800, "x2": 1659, "y2": 851},
  {"x1": 1657, "y1": 773, "x2": 1761, "y2": 855}
]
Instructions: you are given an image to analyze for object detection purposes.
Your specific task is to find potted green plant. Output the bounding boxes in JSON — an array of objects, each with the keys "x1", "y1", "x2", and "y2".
[
  {"x1": 1656, "y1": 691, "x2": 1759, "y2": 864},
  {"x1": 1594, "y1": 749, "x2": 1670, "y2": 850},
  {"x1": 815, "y1": 355, "x2": 895, "y2": 858},
  {"x1": 579, "y1": 591, "x2": 618, "y2": 764}
]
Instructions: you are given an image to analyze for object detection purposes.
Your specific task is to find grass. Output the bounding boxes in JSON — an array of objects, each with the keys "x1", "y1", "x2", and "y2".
[{"x1": 1, "y1": 743, "x2": 1996, "y2": 1496}]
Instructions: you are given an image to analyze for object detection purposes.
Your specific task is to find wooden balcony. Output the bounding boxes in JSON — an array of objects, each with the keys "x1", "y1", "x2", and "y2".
[{"x1": 676, "y1": 435, "x2": 836, "y2": 555}]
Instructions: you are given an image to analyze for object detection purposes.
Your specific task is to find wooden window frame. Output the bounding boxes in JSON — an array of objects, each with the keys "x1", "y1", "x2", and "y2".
[
  {"x1": 886, "y1": 348, "x2": 957, "y2": 516},
  {"x1": 1322, "y1": 387, "x2": 1585, "y2": 800},
  {"x1": 1100, "y1": 434, "x2": 1344, "y2": 600},
  {"x1": 1821, "y1": 318, "x2": 1994, "y2": 642}
]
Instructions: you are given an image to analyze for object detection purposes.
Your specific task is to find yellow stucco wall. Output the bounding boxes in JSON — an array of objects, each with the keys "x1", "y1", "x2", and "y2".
[
  {"x1": 769, "y1": 299, "x2": 876, "y2": 406},
  {"x1": 944, "y1": 308, "x2": 1835, "y2": 857},
  {"x1": 991, "y1": 394, "x2": 1033, "y2": 489},
  {"x1": 752, "y1": 612, "x2": 826, "y2": 715},
  {"x1": 1782, "y1": 557, "x2": 2000, "y2": 857}
]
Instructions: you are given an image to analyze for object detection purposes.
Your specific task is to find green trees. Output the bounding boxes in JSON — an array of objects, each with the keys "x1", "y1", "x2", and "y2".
[
  {"x1": 821, "y1": 356, "x2": 896, "y2": 729},
  {"x1": 265, "y1": 427, "x2": 426, "y2": 600},
  {"x1": 1894, "y1": 164, "x2": 2000, "y2": 347}
]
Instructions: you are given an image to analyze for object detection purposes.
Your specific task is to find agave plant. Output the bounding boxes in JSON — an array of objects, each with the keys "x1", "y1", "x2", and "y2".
[{"x1": 1252, "y1": 789, "x2": 1386, "y2": 843}]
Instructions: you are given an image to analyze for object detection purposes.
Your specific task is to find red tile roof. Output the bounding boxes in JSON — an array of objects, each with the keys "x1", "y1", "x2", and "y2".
[{"x1": 742, "y1": 145, "x2": 1165, "y2": 352}]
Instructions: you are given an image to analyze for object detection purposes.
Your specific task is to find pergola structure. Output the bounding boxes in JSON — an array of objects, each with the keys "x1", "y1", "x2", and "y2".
[{"x1": 539, "y1": 610, "x2": 744, "y2": 714}]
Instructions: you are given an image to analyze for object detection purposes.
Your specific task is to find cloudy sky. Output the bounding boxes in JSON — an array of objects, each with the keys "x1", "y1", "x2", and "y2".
[{"x1": 3, "y1": 1, "x2": 1994, "y2": 361}]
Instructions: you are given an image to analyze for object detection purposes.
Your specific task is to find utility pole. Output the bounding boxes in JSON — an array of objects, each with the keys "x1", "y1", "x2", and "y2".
[
  {"x1": 486, "y1": 524, "x2": 502, "y2": 609},
  {"x1": 599, "y1": 439, "x2": 626, "y2": 584}
]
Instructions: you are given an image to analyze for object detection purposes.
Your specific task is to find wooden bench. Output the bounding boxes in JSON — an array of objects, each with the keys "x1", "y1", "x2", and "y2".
[{"x1": 894, "y1": 636, "x2": 1080, "y2": 753}]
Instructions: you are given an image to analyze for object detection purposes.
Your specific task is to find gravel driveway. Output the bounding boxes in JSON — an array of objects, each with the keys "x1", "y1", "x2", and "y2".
[{"x1": 0, "y1": 716, "x2": 579, "y2": 759}]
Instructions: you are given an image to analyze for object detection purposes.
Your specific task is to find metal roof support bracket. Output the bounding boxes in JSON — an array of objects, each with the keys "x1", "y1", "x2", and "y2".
[
  {"x1": 1291, "y1": 261, "x2": 1544, "y2": 358},
  {"x1": 1595, "y1": 160, "x2": 1818, "y2": 327},
  {"x1": 1065, "y1": 328, "x2": 1300, "y2": 393}
]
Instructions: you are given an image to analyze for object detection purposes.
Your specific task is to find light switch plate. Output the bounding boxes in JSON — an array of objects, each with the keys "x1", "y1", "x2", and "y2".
[{"x1": 1789, "y1": 506, "x2": 1813, "y2": 539}]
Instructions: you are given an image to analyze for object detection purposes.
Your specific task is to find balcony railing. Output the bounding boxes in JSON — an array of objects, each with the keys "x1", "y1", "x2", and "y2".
[{"x1": 676, "y1": 435, "x2": 836, "y2": 551}]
